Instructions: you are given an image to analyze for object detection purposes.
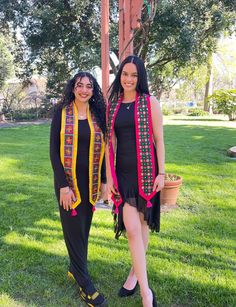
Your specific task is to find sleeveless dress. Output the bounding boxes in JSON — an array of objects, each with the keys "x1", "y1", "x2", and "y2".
[{"x1": 114, "y1": 102, "x2": 160, "y2": 238}]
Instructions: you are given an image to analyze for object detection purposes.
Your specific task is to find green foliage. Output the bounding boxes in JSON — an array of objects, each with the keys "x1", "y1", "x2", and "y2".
[
  {"x1": 0, "y1": 0, "x2": 235, "y2": 97},
  {"x1": 0, "y1": 0, "x2": 118, "y2": 96},
  {"x1": 0, "y1": 82, "x2": 26, "y2": 116},
  {"x1": 12, "y1": 110, "x2": 37, "y2": 121},
  {"x1": 209, "y1": 89, "x2": 236, "y2": 120},
  {"x1": 162, "y1": 107, "x2": 173, "y2": 116},
  {"x1": 164, "y1": 173, "x2": 181, "y2": 181},
  {"x1": 145, "y1": 0, "x2": 236, "y2": 96},
  {"x1": 172, "y1": 107, "x2": 187, "y2": 114},
  {"x1": 0, "y1": 35, "x2": 14, "y2": 90},
  {"x1": 188, "y1": 108, "x2": 209, "y2": 116},
  {"x1": 175, "y1": 64, "x2": 208, "y2": 102}
]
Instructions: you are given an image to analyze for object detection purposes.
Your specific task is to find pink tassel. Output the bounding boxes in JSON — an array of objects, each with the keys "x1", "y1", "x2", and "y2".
[
  {"x1": 147, "y1": 200, "x2": 152, "y2": 208},
  {"x1": 92, "y1": 206, "x2": 96, "y2": 212},
  {"x1": 114, "y1": 207, "x2": 119, "y2": 214},
  {"x1": 71, "y1": 209, "x2": 77, "y2": 217}
]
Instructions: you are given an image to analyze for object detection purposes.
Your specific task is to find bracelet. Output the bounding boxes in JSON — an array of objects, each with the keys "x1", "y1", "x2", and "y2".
[{"x1": 158, "y1": 173, "x2": 165, "y2": 176}]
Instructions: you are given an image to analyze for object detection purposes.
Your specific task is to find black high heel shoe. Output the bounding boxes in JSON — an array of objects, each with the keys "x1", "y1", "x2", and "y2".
[
  {"x1": 151, "y1": 288, "x2": 157, "y2": 307},
  {"x1": 118, "y1": 281, "x2": 138, "y2": 297}
]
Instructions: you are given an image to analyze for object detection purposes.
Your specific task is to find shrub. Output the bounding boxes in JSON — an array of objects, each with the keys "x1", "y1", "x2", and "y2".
[
  {"x1": 13, "y1": 111, "x2": 37, "y2": 121},
  {"x1": 188, "y1": 108, "x2": 208, "y2": 116},
  {"x1": 172, "y1": 107, "x2": 186, "y2": 114},
  {"x1": 165, "y1": 173, "x2": 181, "y2": 181},
  {"x1": 208, "y1": 89, "x2": 236, "y2": 121},
  {"x1": 162, "y1": 107, "x2": 173, "y2": 115}
]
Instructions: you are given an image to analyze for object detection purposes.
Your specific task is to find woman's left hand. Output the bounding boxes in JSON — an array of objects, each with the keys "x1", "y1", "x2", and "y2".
[
  {"x1": 153, "y1": 174, "x2": 165, "y2": 192},
  {"x1": 100, "y1": 183, "x2": 107, "y2": 200}
]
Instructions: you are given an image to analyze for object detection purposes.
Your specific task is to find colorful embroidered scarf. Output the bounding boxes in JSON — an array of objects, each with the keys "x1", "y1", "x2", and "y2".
[
  {"x1": 60, "y1": 102, "x2": 105, "y2": 215},
  {"x1": 107, "y1": 93, "x2": 156, "y2": 214}
]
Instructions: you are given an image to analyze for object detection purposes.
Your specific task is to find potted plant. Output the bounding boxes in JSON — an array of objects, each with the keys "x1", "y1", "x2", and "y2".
[{"x1": 160, "y1": 173, "x2": 183, "y2": 206}]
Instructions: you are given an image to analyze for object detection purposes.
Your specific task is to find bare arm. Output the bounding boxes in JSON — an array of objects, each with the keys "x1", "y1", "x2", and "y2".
[
  {"x1": 150, "y1": 95, "x2": 165, "y2": 191},
  {"x1": 50, "y1": 107, "x2": 76, "y2": 210},
  {"x1": 105, "y1": 132, "x2": 118, "y2": 195}
]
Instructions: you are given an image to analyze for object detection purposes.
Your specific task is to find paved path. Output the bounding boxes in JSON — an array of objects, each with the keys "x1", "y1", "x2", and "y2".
[{"x1": 0, "y1": 119, "x2": 51, "y2": 128}]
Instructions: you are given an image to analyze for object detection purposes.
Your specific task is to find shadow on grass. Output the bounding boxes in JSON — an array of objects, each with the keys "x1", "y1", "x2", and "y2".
[
  {"x1": 0, "y1": 123, "x2": 235, "y2": 307},
  {"x1": 1, "y1": 235, "x2": 235, "y2": 307}
]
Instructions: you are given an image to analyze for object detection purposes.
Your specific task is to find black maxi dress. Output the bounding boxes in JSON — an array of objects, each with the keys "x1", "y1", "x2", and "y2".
[
  {"x1": 114, "y1": 102, "x2": 160, "y2": 238},
  {"x1": 50, "y1": 107, "x2": 106, "y2": 293}
]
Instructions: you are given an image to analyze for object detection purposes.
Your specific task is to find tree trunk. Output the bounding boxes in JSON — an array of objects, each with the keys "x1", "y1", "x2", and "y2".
[
  {"x1": 156, "y1": 89, "x2": 162, "y2": 101},
  {"x1": 204, "y1": 55, "x2": 213, "y2": 112}
]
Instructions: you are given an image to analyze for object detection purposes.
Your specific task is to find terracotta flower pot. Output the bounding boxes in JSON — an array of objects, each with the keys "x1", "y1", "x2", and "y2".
[{"x1": 160, "y1": 174, "x2": 182, "y2": 206}]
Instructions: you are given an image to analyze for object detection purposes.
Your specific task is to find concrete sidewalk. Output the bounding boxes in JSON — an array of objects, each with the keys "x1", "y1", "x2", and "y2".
[{"x1": 0, "y1": 119, "x2": 51, "y2": 128}]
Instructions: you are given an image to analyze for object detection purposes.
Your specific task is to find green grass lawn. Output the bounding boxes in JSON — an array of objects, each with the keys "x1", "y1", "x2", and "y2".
[{"x1": 0, "y1": 117, "x2": 236, "y2": 307}]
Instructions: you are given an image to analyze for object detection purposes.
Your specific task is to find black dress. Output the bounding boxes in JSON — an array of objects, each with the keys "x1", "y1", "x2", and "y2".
[
  {"x1": 114, "y1": 102, "x2": 160, "y2": 238},
  {"x1": 50, "y1": 107, "x2": 106, "y2": 293}
]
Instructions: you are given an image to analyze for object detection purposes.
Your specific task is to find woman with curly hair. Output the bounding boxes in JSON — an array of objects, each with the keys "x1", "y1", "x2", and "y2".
[
  {"x1": 106, "y1": 55, "x2": 165, "y2": 307},
  {"x1": 50, "y1": 72, "x2": 107, "y2": 306}
]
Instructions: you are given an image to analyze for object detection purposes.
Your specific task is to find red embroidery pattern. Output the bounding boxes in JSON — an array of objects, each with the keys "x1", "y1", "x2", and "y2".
[
  {"x1": 91, "y1": 113, "x2": 103, "y2": 203},
  {"x1": 63, "y1": 104, "x2": 76, "y2": 192},
  {"x1": 107, "y1": 98, "x2": 123, "y2": 210},
  {"x1": 107, "y1": 94, "x2": 156, "y2": 209},
  {"x1": 135, "y1": 95, "x2": 156, "y2": 198}
]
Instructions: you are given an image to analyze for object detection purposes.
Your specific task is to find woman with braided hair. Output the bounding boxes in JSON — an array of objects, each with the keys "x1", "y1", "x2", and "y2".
[
  {"x1": 50, "y1": 72, "x2": 107, "y2": 306},
  {"x1": 106, "y1": 55, "x2": 165, "y2": 307}
]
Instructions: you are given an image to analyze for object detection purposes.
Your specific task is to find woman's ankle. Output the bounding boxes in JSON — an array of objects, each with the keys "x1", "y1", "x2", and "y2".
[
  {"x1": 141, "y1": 288, "x2": 153, "y2": 307},
  {"x1": 141, "y1": 287, "x2": 151, "y2": 298}
]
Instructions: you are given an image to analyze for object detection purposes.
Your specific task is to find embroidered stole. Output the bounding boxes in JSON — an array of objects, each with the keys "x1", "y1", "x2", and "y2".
[
  {"x1": 60, "y1": 102, "x2": 105, "y2": 210},
  {"x1": 107, "y1": 93, "x2": 156, "y2": 213}
]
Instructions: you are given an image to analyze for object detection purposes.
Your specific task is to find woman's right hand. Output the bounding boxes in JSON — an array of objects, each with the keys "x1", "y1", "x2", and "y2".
[
  {"x1": 60, "y1": 187, "x2": 76, "y2": 211},
  {"x1": 107, "y1": 177, "x2": 118, "y2": 196}
]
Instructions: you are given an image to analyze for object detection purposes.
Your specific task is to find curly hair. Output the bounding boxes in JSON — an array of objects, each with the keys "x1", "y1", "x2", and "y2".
[{"x1": 58, "y1": 71, "x2": 106, "y2": 136}]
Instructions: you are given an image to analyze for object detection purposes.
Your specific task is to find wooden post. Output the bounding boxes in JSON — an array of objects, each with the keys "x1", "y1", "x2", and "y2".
[
  {"x1": 119, "y1": 0, "x2": 124, "y2": 60},
  {"x1": 101, "y1": 0, "x2": 144, "y2": 93},
  {"x1": 119, "y1": 0, "x2": 143, "y2": 61},
  {"x1": 101, "y1": 0, "x2": 110, "y2": 97}
]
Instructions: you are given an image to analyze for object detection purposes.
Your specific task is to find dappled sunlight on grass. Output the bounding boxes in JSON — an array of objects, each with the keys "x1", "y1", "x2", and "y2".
[
  {"x1": 5, "y1": 192, "x2": 31, "y2": 203},
  {"x1": 34, "y1": 217, "x2": 61, "y2": 229},
  {"x1": 0, "y1": 293, "x2": 26, "y2": 307},
  {"x1": 0, "y1": 122, "x2": 235, "y2": 306},
  {"x1": 0, "y1": 157, "x2": 20, "y2": 171},
  {"x1": 4, "y1": 230, "x2": 66, "y2": 256},
  {"x1": 192, "y1": 135, "x2": 204, "y2": 140}
]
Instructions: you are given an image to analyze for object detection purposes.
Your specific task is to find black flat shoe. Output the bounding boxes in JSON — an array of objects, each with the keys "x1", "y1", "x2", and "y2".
[
  {"x1": 118, "y1": 281, "x2": 138, "y2": 297},
  {"x1": 79, "y1": 287, "x2": 108, "y2": 306},
  {"x1": 151, "y1": 288, "x2": 157, "y2": 307}
]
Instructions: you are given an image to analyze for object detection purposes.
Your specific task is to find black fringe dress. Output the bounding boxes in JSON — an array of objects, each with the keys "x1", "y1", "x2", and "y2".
[{"x1": 113, "y1": 102, "x2": 160, "y2": 239}]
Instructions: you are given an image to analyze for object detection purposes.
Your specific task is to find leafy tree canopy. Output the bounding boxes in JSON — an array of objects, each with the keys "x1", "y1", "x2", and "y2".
[
  {"x1": 140, "y1": 0, "x2": 235, "y2": 96},
  {"x1": 0, "y1": 35, "x2": 14, "y2": 90},
  {"x1": 0, "y1": 0, "x2": 118, "y2": 95},
  {"x1": 0, "y1": 0, "x2": 235, "y2": 97}
]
